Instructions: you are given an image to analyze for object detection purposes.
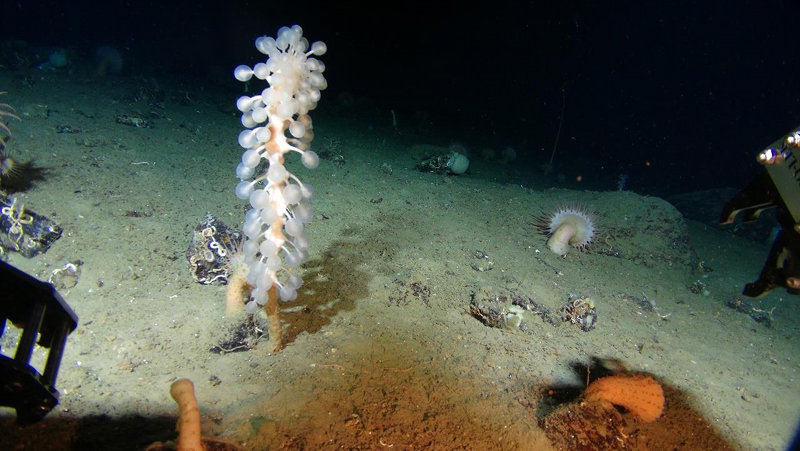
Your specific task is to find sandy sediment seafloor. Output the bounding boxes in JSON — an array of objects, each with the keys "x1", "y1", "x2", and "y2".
[{"x1": 0, "y1": 70, "x2": 797, "y2": 450}]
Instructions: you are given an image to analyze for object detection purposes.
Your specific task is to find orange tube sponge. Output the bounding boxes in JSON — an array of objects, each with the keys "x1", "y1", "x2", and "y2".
[
  {"x1": 583, "y1": 374, "x2": 664, "y2": 422},
  {"x1": 170, "y1": 378, "x2": 203, "y2": 451}
]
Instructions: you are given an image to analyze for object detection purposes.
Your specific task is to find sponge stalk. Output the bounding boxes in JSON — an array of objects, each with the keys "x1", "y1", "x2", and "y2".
[{"x1": 265, "y1": 286, "x2": 282, "y2": 352}]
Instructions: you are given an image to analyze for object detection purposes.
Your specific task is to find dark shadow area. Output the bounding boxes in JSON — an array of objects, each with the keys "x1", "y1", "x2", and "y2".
[
  {"x1": 0, "y1": 413, "x2": 175, "y2": 451},
  {"x1": 280, "y1": 229, "x2": 370, "y2": 348},
  {"x1": 219, "y1": 210, "x2": 393, "y2": 351},
  {"x1": 281, "y1": 209, "x2": 412, "y2": 348}
]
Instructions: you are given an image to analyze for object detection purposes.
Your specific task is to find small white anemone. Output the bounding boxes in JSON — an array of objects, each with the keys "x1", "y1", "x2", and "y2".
[{"x1": 545, "y1": 207, "x2": 595, "y2": 256}]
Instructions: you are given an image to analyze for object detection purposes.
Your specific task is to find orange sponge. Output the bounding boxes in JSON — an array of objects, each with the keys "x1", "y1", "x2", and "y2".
[
  {"x1": 583, "y1": 374, "x2": 664, "y2": 422},
  {"x1": 170, "y1": 378, "x2": 202, "y2": 451}
]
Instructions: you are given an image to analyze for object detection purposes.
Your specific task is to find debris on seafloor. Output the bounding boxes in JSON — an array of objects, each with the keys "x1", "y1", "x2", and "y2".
[
  {"x1": 724, "y1": 296, "x2": 774, "y2": 327},
  {"x1": 468, "y1": 292, "x2": 598, "y2": 332}
]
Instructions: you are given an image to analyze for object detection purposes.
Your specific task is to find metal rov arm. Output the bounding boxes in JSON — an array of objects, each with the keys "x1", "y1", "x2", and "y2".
[
  {"x1": 0, "y1": 260, "x2": 78, "y2": 424},
  {"x1": 720, "y1": 125, "x2": 800, "y2": 297}
]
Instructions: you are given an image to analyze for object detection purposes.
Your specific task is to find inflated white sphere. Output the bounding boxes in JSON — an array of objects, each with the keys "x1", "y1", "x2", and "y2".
[
  {"x1": 238, "y1": 129, "x2": 257, "y2": 148},
  {"x1": 255, "y1": 126, "x2": 271, "y2": 142},
  {"x1": 245, "y1": 208, "x2": 260, "y2": 222},
  {"x1": 241, "y1": 148, "x2": 261, "y2": 167},
  {"x1": 266, "y1": 254, "x2": 282, "y2": 271},
  {"x1": 249, "y1": 259, "x2": 265, "y2": 277},
  {"x1": 235, "y1": 180, "x2": 254, "y2": 200},
  {"x1": 236, "y1": 162, "x2": 255, "y2": 179},
  {"x1": 289, "y1": 121, "x2": 305, "y2": 138},
  {"x1": 276, "y1": 99, "x2": 298, "y2": 118},
  {"x1": 255, "y1": 36, "x2": 277, "y2": 55},
  {"x1": 283, "y1": 184, "x2": 301, "y2": 204},
  {"x1": 265, "y1": 58, "x2": 278, "y2": 75},
  {"x1": 276, "y1": 27, "x2": 293, "y2": 50},
  {"x1": 279, "y1": 284, "x2": 297, "y2": 301},
  {"x1": 294, "y1": 38, "x2": 308, "y2": 53},
  {"x1": 294, "y1": 204, "x2": 313, "y2": 223},
  {"x1": 285, "y1": 217, "x2": 303, "y2": 237},
  {"x1": 251, "y1": 107, "x2": 268, "y2": 124},
  {"x1": 259, "y1": 239, "x2": 277, "y2": 256},
  {"x1": 242, "y1": 239, "x2": 259, "y2": 258},
  {"x1": 236, "y1": 96, "x2": 254, "y2": 112},
  {"x1": 301, "y1": 150, "x2": 319, "y2": 169},
  {"x1": 311, "y1": 60, "x2": 325, "y2": 73},
  {"x1": 267, "y1": 163, "x2": 288, "y2": 183},
  {"x1": 249, "y1": 189, "x2": 270, "y2": 209},
  {"x1": 241, "y1": 113, "x2": 257, "y2": 128},
  {"x1": 260, "y1": 206, "x2": 278, "y2": 224},
  {"x1": 252, "y1": 286, "x2": 268, "y2": 305},
  {"x1": 311, "y1": 41, "x2": 327, "y2": 55},
  {"x1": 243, "y1": 216, "x2": 262, "y2": 238},
  {"x1": 308, "y1": 73, "x2": 326, "y2": 89},
  {"x1": 261, "y1": 88, "x2": 276, "y2": 105},
  {"x1": 244, "y1": 300, "x2": 259, "y2": 314},
  {"x1": 234, "y1": 65, "x2": 253, "y2": 82},
  {"x1": 253, "y1": 62, "x2": 269, "y2": 80}
]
